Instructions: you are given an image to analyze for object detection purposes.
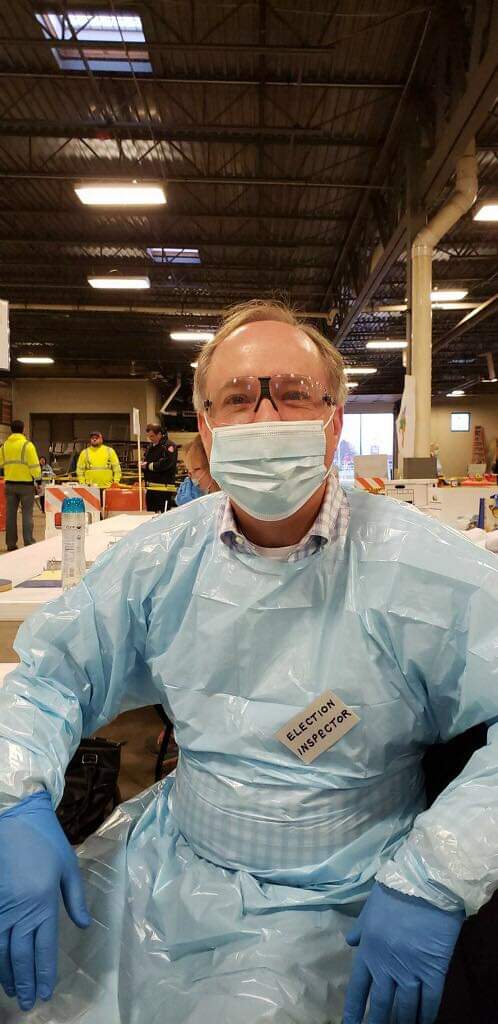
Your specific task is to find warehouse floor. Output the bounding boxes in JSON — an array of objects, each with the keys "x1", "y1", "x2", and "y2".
[{"x1": 0, "y1": 507, "x2": 166, "y2": 802}]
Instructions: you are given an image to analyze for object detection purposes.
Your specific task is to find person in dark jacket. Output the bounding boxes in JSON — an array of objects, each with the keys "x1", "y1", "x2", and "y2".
[{"x1": 141, "y1": 423, "x2": 178, "y2": 512}]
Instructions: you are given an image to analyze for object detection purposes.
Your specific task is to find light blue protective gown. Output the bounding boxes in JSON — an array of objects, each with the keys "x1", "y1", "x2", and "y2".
[{"x1": 1, "y1": 489, "x2": 498, "y2": 1023}]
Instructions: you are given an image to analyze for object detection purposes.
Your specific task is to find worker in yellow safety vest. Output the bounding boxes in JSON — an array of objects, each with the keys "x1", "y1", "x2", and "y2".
[
  {"x1": 76, "y1": 432, "x2": 122, "y2": 502},
  {"x1": 0, "y1": 418, "x2": 41, "y2": 550}
]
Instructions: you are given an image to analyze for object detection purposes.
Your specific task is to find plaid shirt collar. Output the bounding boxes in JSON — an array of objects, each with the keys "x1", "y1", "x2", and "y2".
[{"x1": 218, "y1": 473, "x2": 350, "y2": 562}]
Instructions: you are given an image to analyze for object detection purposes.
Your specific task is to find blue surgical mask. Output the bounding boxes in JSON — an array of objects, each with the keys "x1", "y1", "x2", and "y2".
[{"x1": 207, "y1": 416, "x2": 334, "y2": 521}]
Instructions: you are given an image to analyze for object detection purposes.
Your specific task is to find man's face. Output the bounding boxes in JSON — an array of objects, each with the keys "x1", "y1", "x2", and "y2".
[
  {"x1": 90, "y1": 434, "x2": 102, "y2": 447},
  {"x1": 147, "y1": 431, "x2": 162, "y2": 445},
  {"x1": 198, "y1": 320, "x2": 343, "y2": 469}
]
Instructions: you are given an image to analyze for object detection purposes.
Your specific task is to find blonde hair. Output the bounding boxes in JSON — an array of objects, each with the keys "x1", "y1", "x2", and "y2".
[
  {"x1": 181, "y1": 433, "x2": 219, "y2": 492},
  {"x1": 182, "y1": 433, "x2": 209, "y2": 474},
  {"x1": 192, "y1": 299, "x2": 347, "y2": 412}
]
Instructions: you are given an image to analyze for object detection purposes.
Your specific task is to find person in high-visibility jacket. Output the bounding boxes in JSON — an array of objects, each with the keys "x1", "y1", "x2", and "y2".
[
  {"x1": 0, "y1": 419, "x2": 41, "y2": 550},
  {"x1": 76, "y1": 432, "x2": 121, "y2": 498}
]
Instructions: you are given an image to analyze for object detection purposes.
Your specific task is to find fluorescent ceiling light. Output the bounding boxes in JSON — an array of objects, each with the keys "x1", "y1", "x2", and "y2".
[
  {"x1": 447, "y1": 389, "x2": 465, "y2": 397},
  {"x1": 346, "y1": 381, "x2": 359, "y2": 388},
  {"x1": 88, "y1": 275, "x2": 150, "y2": 290},
  {"x1": 432, "y1": 302, "x2": 475, "y2": 309},
  {"x1": 17, "y1": 356, "x2": 54, "y2": 364},
  {"x1": 344, "y1": 366, "x2": 377, "y2": 375},
  {"x1": 431, "y1": 288, "x2": 468, "y2": 302},
  {"x1": 474, "y1": 202, "x2": 498, "y2": 222},
  {"x1": 75, "y1": 184, "x2": 166, "y2": 206},
  {"x1": 190, "y1": 361, "x2": 198, "y2": 368},
  {"x1": 170, "y1": 331, "x2": 214, "y2": 342},
  {"x1": 366, "y1": 339, "x2": 407, "y2": 350}
]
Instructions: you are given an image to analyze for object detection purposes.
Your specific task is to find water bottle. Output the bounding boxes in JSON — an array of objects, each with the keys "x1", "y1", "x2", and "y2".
[{"x1": 61, "y1": 496, "x2": 86, "y2": 590}]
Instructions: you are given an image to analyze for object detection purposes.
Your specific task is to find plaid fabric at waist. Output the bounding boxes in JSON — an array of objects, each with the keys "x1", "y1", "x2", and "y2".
[{"x1": 169, "y1": 751, "x2": 426, "y2": 885}]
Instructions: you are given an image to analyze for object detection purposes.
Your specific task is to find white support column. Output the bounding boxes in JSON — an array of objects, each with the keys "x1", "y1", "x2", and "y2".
[
  {"x1": 412, "y1": 243, "x2": 433, "y2": 457},
  {"x1": 410, "y1": 141, "x2": 477, "y2": 457}
]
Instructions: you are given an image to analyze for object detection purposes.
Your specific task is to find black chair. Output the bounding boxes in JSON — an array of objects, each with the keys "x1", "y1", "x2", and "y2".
[
  {"x1": 154, "y1": 705, "x2": 176, "y2": 783},
  {"x1": 147, "y1": 711, "x2": 495, "y2": 1020},
  {"x1": 423, "y1": 724, "x2": 498, "y2": 1024}
]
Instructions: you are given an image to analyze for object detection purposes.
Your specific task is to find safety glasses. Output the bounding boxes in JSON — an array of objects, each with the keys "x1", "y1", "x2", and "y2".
[{"x1": 203, "y1": 374, "x2": 334, "y2": 425}]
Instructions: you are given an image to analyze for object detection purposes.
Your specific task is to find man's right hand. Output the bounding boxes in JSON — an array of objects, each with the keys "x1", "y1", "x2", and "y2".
[{"x1": 0, "y1": 791, "x2": 91, "y2": 1012}]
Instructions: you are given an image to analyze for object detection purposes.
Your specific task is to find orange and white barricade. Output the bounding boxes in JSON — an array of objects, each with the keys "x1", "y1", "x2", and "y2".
[
  {"x1": 45, "y1": 484, "x2": 101, "y2": 538},
  {"x1": 354, "y1": 476, "x2": 386, "y2": 495}
]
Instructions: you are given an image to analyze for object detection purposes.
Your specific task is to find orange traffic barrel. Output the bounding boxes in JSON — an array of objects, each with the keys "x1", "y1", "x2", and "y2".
[{"x1": 104, "y1": 486, "x2": 145, "y2": 513}]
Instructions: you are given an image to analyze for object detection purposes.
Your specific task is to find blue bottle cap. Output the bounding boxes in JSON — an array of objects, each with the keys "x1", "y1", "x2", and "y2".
[{"x1": 61, "y1": 496, "x2": 85, "y2": 513}]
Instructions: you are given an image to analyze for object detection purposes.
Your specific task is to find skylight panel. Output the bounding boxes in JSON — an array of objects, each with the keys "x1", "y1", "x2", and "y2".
[
  {"x1": 147, "y1": 247, "x2": 201, "y2": 265},
  {"x1": 36, "y1": 11, "x2": 152, "y2": 73}
]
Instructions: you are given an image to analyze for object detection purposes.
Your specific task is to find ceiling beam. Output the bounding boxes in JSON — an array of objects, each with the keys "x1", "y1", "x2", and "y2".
[
  {"x1": 432, "y1": 292, "x2": 498, "y2": 354},
  {"x1": 327, "y1": 216, "x2": 414, "y2": 345},
  {"x1": 0, "y1": 235, "x2": 341, "y2": 250},
  {"x1": 0, "y1": 120, "x2": 381, "y2": 148},
  {"x1": 0, "y1": 170, "x2": 386, "y2": 191},
  {"x1": 0, "y1": 207, "x2": 350, "y2": 224},
  {"x1": 5, "y1": 282, "x2": 324, "y2": 294},
  {"x1": 319, "y1": 12, "x2": 433, "y2": 317},
  {"x1": 8, "y1": 301, "x2": 332, "y2": 318},
  {"x1": 330, "y1": 11, "x2": 498, "y2": 345},
  {"x1": 0, "y1": 262, "x2": 336, "y2": 278},
  {"x1": 1, "y1": 263, "x2": 330, "y2": 278},
  {"x1": 421, "y1": 44, "x2": 498, "y2": 199},
  {"x1": 0, "y1": 37, "x2": 417, "y2": 58},
  {"x1": 0, "y1": 69, "x2": 405, "y2": 90}
]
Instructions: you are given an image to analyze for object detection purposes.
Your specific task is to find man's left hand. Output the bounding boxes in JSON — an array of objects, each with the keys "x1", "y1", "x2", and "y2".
[{"x1": 342, "y1": 883, "x2": 464, "y2": 1024}]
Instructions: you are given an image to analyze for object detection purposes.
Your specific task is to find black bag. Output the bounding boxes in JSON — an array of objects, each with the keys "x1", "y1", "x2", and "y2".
[{"x1": 56, "y1": 737, "x2": 122, "y2": 845}]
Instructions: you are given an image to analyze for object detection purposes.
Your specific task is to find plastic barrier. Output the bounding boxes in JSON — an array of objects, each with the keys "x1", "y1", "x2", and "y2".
[
  {"x1": 354, "y1": 476, "x2": 386, "y2": 494},
  {"x1": 45, "y1": 484, "x2": 101, "y2": 538}
]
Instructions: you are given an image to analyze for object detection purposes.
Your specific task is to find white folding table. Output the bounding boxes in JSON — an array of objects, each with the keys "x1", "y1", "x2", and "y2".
[
  {"x1": 0, "y1": 663, "x2": 15, "y2": 686},
  {"x1": 0, "y1": 513, "x2": 154, "y2": 623}
]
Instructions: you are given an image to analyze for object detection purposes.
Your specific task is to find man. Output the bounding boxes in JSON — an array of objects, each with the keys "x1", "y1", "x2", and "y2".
[
  {"x1": 0, "y1": 300, "x2": 498, "y2": 1024},
  {"x1": 76, "y1": 431, "x2": 121, "y2": 504},
  {"x1": 141, "y1": 423, "x2": 178, "y2": 512},
  {"x1": 0, "y1": 419, "x2": 41, "y2": 550}
]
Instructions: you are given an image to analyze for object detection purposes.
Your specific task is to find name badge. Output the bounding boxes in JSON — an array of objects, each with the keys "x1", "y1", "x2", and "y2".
[{"x1": 275, "y1": 690, "x2": 360, "y2": 765}]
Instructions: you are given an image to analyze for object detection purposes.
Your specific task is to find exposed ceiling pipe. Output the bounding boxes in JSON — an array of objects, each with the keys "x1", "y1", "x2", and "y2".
[
  {"x1": 160, "y1": 377, "x2": 182, "y2": 415},
  {"x1": 9, "y1": 302, "x2": 335, "y2": 321},
  {"x1": 486, "y1": 351, "x2": 497, "y2": 382},
  {"x1": 411, "y1": 140, "x2": 477, "y2": 456},
  {"x1": 371, "y1": 301, "x2": 479, "y2": 313}
]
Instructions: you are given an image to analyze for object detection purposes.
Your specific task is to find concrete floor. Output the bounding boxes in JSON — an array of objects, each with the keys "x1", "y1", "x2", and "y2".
[{"x1": 0, "y1": 507, "x2": 167, "y2": 803}]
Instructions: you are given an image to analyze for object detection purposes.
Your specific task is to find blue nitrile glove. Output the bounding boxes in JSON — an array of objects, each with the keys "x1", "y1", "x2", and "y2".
[
  {"x1": 0, "y1": 790, "x2": 91, "y2": 1012},
  {"x1": 343, "y1": 882, "x2": 464, "y2": 1024}
]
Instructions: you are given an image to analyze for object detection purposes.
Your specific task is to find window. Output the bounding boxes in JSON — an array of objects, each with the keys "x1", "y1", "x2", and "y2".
[
  {"x1": 36, "y1": 11, "x2": 152, "y2": 73},
  {"x1": 451, "y1": 412, "x2": 470, "y2": 432},
  {"x1": 147, "y1": 247, "x2": 201, "y2": 265},
  {"x1": 334, "y1": 412, "x2": 394, "y2": 483}
]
